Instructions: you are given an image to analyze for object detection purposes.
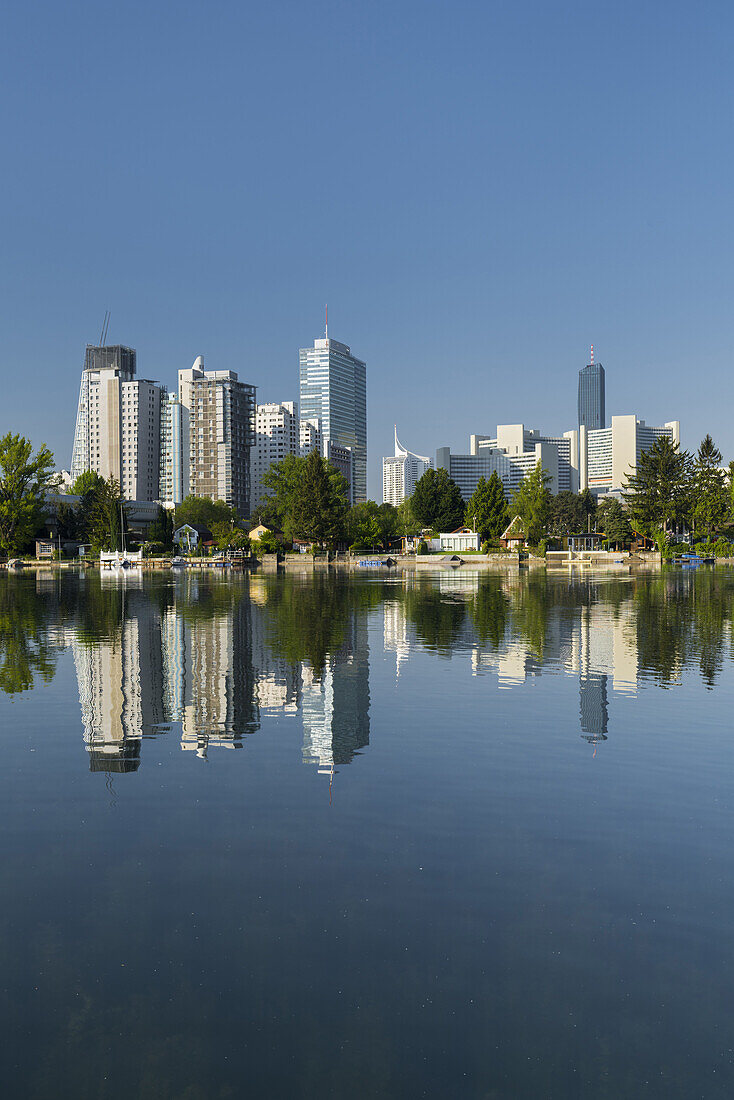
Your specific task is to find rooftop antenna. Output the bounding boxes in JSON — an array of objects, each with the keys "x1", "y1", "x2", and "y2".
[
  {"x1": 325, "y1": 303, "x2": 328, "y2": 340},
  {"x1": 98, "y1": 310, "x2": 110, "y2": 346},
  {"x1": 590, "y1": 344, "x2": 594, "y2": 365}
]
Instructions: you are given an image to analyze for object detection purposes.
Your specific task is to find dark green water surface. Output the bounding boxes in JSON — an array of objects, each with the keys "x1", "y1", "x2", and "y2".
[{"x1": 2, "y1": 566, "x2": 734, "y2": 1098}]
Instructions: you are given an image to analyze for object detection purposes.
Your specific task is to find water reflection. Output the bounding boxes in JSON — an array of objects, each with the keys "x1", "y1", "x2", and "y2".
[{"x1": 3, "y1": 567, "x2": 734, "y2": 772}]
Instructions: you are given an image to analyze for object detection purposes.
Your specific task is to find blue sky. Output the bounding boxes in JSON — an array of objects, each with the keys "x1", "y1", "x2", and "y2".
[{"x1": 2, "y1": 0, "x2": 733, "y2": 496}]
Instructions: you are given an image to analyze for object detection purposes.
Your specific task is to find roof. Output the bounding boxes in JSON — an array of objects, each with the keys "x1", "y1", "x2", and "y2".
[
  {"x1": 501, "y1": 515, "x2": 526, "y2": 540},
  {"x1": 174, "y1": 523, "x2": 212, "y2": 537}
]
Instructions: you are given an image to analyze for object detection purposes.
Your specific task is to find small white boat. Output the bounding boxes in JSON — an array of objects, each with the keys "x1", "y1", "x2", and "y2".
[
  {"x1": 6, "y1": 559, "x2": 23, "y2": 570},
  {"x1": 171, "y1": 556, "x2": 188, "y2": 568}
]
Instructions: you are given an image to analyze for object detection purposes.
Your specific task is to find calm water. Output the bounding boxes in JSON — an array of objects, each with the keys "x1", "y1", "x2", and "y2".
[{"x1": 2, "y1": 565, "x2": 734, "y2": 1098}]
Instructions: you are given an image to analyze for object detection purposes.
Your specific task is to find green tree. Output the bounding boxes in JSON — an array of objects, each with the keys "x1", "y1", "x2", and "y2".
[
  {"x1": 548, "y1": 490, "x2": 583, "y2": 537},
  {"x1": 290, "y1": 450, "x2": 348, "y2": 548},
  {"x1": 70, "y1": 470, "x2": 105, "y2": 497},
  {"x1": 174, "y1": 496, "x2": 238, "y2": 531},
  {"x1": 411, "y1": 468, "x2": 464, "y2": 532},
  {"x1": 396, "y1": 496, "x2": 421, "y2": 539},
  {"x1": 83, "y1": 476, "x2": 127, "y2": 551},
  {"x1": 622, "y1": 436, "x2": 693, "y2": 537},
  {"x1": 597, "y1": 497, "x2": 632, "y2": 548},
  {"x1": 693, "y1": 436, "x2": 727, "y2": 540},
  {"x1": 147, "y1": 504, "x2": 174, "y2": 547},
  {"x1": 511, "y1": 462, "x2": 552, "y2": 546},
  {"x1": 465, "y1": 472, "x2": 509, "y2": 541},
  {"x1": 260, "y1": 453, "x2": 348, "y2": 542},
  {"x1": 0, "y1": 434, "x2": 56, "y2": 555},
  {"x1": 347, "y1": 501, "x2": 382, "y2": 551}
]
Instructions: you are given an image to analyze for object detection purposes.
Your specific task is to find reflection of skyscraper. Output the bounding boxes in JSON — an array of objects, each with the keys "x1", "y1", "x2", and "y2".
[
  {"x1": 72, "y1": 591, "x2": 165, "y2": 772},
  {"x1": 383, "y1": 599, "x2": 410, "y2": 681},
  {"x1": 579, "y1": 672, "x2": 608, "y2": 744},
  {"x1": 177, "y1": 592, "x2": 258, "y2": 757},
  {"x1": 302, "y1": 611, "x2": 369, "y2": 773},
  {"x1": 249, "y1": 592, "x2": 300, "y2": 716}
]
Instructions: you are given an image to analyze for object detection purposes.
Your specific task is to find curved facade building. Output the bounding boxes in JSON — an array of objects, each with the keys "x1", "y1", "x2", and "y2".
[{"x1": 382, "y1": 427, "x2": 432, "y2": 505}]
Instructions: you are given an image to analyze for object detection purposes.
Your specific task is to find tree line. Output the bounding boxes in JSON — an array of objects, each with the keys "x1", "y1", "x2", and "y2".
[{"x1": 2, "y1": 428, "x2": 733, "y2": 558}]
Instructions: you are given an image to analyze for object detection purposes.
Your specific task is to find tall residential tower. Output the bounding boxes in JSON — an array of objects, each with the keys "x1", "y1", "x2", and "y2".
[
  {"x1": 71, "y1": 344, "x2": 163, "y2": 501},
  {"x1": 178, "y1": 357, "x2": 256, "y2": 518},
  {"x1": 383, "y1": 427, "x2": 432, "y2": 505}
]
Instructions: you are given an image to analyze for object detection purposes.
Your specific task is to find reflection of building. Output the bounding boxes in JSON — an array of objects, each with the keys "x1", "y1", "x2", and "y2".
[
  {"x1": 72, "y1": 591, "x2": 165, "y2": 772},
  {"x1": 302, "y1": 613, "x2": 370, "y2": 773},
  {"x1": 383, "y1": 599, "x2": 410, "y2": 681},
  {"x1": 579, "y1": 672, "x2": 608, "y2": 744},
  {"x1": 249, "y1": 593, "x2": 300, "y2": 716}
]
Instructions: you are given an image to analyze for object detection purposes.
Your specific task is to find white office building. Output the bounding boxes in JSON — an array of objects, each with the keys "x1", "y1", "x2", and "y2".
[
  {"x1": 580, "y1": 415, "x2": 680, "y2": 494},
  {"x1": 382, "y1": 427, "x2": 432, "y2": 505},
  {"x1": 71, "y1": 344, "x2": 163, "y2": 501},
  {"x1": 437, "y1": 424, "x2": 577, "y2": 500},
  {"x1": 299, "y1": 330, "x2": 367, "y2": 502}
]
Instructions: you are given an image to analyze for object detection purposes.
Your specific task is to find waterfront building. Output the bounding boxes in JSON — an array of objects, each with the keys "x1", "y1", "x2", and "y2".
[
  {"x1": 299, "y1": 329, "x2": 367, "y2": 502},
  {"x1": 580, "y1": 415, "x2": 680, "y2": 494},
  {"x1": 178, "y1": 356, "x2": 256, "y2": 518},
  {"x1": 382, "y1": 427, "x2": 433, "y2": 505},
  {"x1": 251, "y1": 401, "x2": 300, "y2": 513},
  {"x1": 437, "y1": 424, "x2": 577, "y2": 500},
  {"x1": 71, "y1": 343, "x2": 163, "y2": 501},
  {"x1": 159, "y1": 391, "x2": 189, "y2": 506},
  {"x1": 578, "y1": 347, "x2": 605, "y2": 430}
]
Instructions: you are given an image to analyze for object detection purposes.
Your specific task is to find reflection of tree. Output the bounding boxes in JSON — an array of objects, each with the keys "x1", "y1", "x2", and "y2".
[
  {"x1": 635, "y1": 575, "x2": 693, "y2": 686},
  {"x1": 469, "y1": 577, "x2": 508, "y2": 649},
  {"x1": 510, "y1": 574, "x2": 549, "y2": 658},
  {"x1": 401, "y1": 579, "x2": 466, "y2": 651},
  {"x1": 0, "y1": 576, "x2": 59, "y2": 694},
  {"x1": 263, "y1": 573, "x2": 384, "y2": 677}
]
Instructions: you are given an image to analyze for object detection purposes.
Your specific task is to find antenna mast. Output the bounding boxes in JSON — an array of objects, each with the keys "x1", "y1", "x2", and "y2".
[
  {"x1": 325, "y1": 303, "x2": 328, "y2": 340},
  {"x1": 590, "y1": 344, "x2": 594, "y2": 365},
  {"x1": 98, "y1": 310, "x2": 111, "y2": 345}
]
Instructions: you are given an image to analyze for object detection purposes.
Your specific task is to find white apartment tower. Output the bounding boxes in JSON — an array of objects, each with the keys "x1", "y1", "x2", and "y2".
[
  {"x1": 159, "y1": 391, "x2": 190, "y2": 506},
  {"x1": 71, "y1": 344, "x2": 163, "y2": 501},
  {"x1": 383, "y1": 427, "x2": 433, "y2": 505},
  {"x1": 178, "y1": 357, "x2": 257, "y2": 518},
  {"x1": 251, "y1": 402, "x2": 299, "y2": 515}
]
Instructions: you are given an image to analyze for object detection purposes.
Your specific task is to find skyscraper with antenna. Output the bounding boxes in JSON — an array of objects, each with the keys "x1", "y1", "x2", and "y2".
[
  {"x1": 578, "y1": 345, "x2": 605, "y2": 431},
  {"x1": 299, "y1": 311, "x2": 367, "y2": 503}
]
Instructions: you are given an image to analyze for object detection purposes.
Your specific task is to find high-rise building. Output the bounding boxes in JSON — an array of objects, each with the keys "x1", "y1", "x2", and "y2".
[
  {"x1": 299, "y1": 329, "x2": 367, "y2": 502},
  {"x1": 382, "y1": 427, "x2": 432, "y2": 505},
  {"x1": 578, "y1": 347, "x2": 605, "y2": 430},
  {"x1": 299, "y1": 417, "x2": 323, "y2": 458},
  {"x1": 579, "y1": 415, "x2": 680, "y2": 494},
  {"x1": 251, "y1": 401, "x2": 299, "y2": 514},
  {"x1": 70, "y1": 344, "x2": 163, "y2": 501},
  {"x1": 159, "y1": 391, "x2": 189, "y2": 505},
  {"x1": 178, "y1": 357, "x2": 256, "y2": 518},
  {"x1": 437, "y1": 424, "x2": 577, "y2": 500}
]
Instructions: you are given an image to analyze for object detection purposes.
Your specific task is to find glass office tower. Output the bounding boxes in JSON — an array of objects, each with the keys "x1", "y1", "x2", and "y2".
[
  {"x1": 578, "y1": 357, "x2": 605, "y2": 430},
  {"x1": 299, "y1": 334, "x2": 367, "y2": 503}
]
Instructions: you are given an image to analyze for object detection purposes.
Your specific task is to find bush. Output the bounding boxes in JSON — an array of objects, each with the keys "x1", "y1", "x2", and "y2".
[
  {"x1": 417, "y1": 540, "x2": 428, "y2": 555},
  {"x1": 145, "y1": 542, "x2": 167, "y2": 557}
]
